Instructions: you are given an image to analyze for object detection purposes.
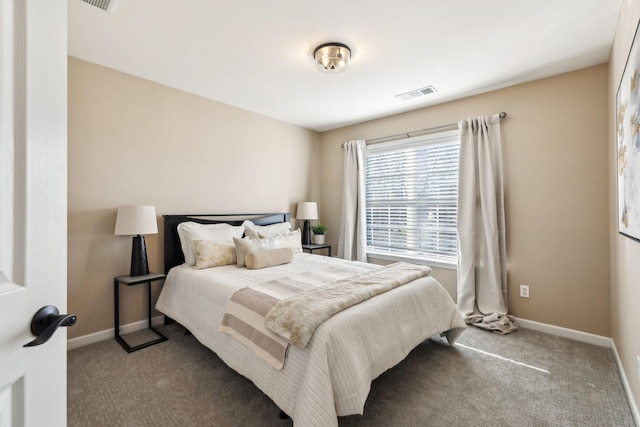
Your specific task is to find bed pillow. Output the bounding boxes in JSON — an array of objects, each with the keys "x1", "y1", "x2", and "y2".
[
  {"x1": 242, "y1": 220, "x2": 291, "y2": 239},
  {"x1": 193, "y1": 240, "x2": 237, "y2": 269},
  {"x1": 177, "y1": 222, "x2": 244, "y2": 266},
  {"x1": 245, "y1": 248, "x2": 293, "y2": 270},
  {"x1": 233, "y1": 229, "x2": 302, "y2": 267}
]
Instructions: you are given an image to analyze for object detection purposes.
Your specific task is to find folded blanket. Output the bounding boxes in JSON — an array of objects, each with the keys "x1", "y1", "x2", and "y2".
[
  {"x1": 220, "y1": 263, "x2": 428, "y2": 369},
  {"x1": 245, "y1": 248, "x2": 293, "y2": 270},
  {"x1": 220, "y1": 265, "x2": 369, "y2": 369},
  {"x1": 265, "y1": 262, "x2": 431, "y2": 347},
  {"x1": 220, "y1": 287, "x2": 289, "y2": 369}
]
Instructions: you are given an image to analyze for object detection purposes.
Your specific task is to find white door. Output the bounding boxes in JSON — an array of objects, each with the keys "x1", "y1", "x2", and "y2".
[{"x1": 0, "y1": 0, "x2": 68, "y2": 426}]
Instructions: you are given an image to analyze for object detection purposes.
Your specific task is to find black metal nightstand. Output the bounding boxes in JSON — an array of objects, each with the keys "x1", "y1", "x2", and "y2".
[
  {"x1": 302, "y1": 244, "x2": 331, "y2": 257},
  {"x1": 114, "y1": 272, "x2": 168, "y2": 353}
]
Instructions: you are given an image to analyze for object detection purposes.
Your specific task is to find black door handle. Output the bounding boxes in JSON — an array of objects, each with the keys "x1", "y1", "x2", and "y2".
[{"x1": 23, "y1": 305, "x2": 77, "y2": 347}]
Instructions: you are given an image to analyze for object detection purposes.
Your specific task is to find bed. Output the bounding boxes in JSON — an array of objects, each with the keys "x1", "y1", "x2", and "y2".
[{"x1": 156, "y1": 213, "x2": 466, "y2": 427}]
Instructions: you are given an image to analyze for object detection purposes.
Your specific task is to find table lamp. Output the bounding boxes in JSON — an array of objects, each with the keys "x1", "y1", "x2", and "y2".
[
  {"x1": 296, "y1": 202, "x2": 318, "y2": 245},
  {"x1": 114, "y1": 205, "x2": 158, "y2": 276}
]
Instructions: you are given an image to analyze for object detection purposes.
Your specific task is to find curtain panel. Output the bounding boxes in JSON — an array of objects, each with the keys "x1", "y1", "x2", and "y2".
[
  {"x1": 337, "y1": 140, "x2": 367, "y2": 262},
  {"x1": 456, "y1": 114, "x2": 517, "y2": 334}
]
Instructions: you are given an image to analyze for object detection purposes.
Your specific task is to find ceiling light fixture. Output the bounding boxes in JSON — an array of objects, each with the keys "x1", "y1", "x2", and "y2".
[{"x1": 313, "y1": 43, "x2": 351, "y2": 74}]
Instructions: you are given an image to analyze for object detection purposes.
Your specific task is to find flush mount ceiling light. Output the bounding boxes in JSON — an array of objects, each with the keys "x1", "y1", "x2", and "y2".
[{"x1": 313, "y1": 43, "x2": 351, "y2": 74}]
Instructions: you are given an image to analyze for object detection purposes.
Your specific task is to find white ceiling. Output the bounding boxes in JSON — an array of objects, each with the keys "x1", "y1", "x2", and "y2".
[{"x1": 68, "y1": 0, "x2": 622, "y2": 132}]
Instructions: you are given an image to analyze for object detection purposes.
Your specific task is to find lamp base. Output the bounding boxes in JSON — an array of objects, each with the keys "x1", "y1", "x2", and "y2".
[
  {"x1": 302, "y1": 220, "x2": 311, "y2": 245},
  {"x1": 130, "y1": 235, "x2": 150, "y2": 277}
]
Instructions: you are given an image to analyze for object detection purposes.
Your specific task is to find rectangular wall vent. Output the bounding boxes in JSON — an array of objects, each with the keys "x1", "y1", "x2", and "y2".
[
  {"x1": 395, "y1": 86, "x2": 437, "y2": 101},
  {"x1": 81, "y1": 0, "x2": 116, "y2": 13}
]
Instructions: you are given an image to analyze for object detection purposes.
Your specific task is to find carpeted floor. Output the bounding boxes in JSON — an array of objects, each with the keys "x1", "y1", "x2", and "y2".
[{"x1": 68, "y1": 324, "x2": 636, "y2": 426}]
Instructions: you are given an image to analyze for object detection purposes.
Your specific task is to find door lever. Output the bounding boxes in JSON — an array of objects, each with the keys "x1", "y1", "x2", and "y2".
[{"x1": 24, "y1": 305, "x2": 77, "y2": 347}]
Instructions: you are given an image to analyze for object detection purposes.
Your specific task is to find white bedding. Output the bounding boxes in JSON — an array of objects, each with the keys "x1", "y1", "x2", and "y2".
[{"x1": 156, "y1": 253, "x2": 466, "y2": 426}]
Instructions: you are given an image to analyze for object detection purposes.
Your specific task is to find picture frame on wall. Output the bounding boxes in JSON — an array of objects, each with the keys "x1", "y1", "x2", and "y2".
[{"x1": 616, "y1": 19, "x2": 640, "y2": 243}]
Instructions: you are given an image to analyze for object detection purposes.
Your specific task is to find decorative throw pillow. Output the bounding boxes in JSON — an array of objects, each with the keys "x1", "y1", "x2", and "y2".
[
  {"x1": 233, "y1": 237, "x2": 261, "y2": 267},
  {"x1": 193, "y1": 240, "x2": 237, "y2": 269},
  {"x1": 245, "y1": 248, "x2": 293, "y2": 270},
  {"x1": 177, "y1": 222, "x2": 244, "y2": 266},
  {"x1": 258, "y1": 229, "x2": 302, "y2": 254},
  {"x1": 242, "y1": 220, "x2": 291, "y2": 239},
  {"x1": 234, "y1": 229, "x2": 302, "y2": 267}
]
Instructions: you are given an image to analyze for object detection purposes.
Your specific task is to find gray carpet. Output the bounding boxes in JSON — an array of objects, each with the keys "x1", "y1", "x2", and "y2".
[{"x1": 68, "y1": 324, "x2": 636, "y2": 426}]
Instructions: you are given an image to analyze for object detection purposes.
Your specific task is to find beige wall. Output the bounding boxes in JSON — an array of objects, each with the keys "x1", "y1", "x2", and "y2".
[
  {"x1": 609, "y1": 0, "x2": 640, "y2": 415},
  {"x1": 68, "y1": 57, "x2": 320, "y2": 339},
  {"x1": 320, "y1": 65, "x2": 611, "y2": 336}
]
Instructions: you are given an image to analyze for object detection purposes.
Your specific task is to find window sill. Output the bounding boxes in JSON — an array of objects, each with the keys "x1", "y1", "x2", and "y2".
[{"x1": 367, "y1": 253, "x2": 457, "y2": 270}]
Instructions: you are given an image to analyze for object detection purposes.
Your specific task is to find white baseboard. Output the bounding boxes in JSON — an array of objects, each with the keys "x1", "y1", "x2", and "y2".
[
  {"x1": 67, "y1": 315, "x2": 165, "y2": 351},
  {"x1": 611, "y1": 340, "x2": 640, "y2": 427},
  {"x1": 70, "y1": 316, "x2": 610, "y2": 348},
  {"x1": 513, "y1": 317, "x2": 612, "y2": 347}
]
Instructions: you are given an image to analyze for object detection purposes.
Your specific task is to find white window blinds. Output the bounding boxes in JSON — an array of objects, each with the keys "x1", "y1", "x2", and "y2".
[{"x1": 365, "y1": 130, "x2": 460, "y2": 264}]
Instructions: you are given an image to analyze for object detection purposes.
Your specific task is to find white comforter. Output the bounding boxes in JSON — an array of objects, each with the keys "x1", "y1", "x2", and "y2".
[{"x1": 156, "y1": 253, "x2": 466, "y2": 427}]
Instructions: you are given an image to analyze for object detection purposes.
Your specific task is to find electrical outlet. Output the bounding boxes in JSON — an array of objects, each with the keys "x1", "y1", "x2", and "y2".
[{"x1": 519, "y1": 284, "x2": 530, "y2": 298}]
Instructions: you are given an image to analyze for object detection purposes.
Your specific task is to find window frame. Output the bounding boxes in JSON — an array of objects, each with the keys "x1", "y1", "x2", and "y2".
[{"x1": 364, "y1": 129, "x2": 460, "y2": 269}]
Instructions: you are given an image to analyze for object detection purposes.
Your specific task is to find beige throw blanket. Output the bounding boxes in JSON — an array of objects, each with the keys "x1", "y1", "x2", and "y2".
[
  {"x1": 220, "y1": 262, "x2": 431, "y2": 369},
  {"x1": 264, "y1": 262, "x2": 431, "y2": 347}
]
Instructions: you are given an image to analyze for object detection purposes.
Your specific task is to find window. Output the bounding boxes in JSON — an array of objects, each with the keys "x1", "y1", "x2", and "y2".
[{"x1": 365, "y1": 130, "x2": 460, "y2": 266}]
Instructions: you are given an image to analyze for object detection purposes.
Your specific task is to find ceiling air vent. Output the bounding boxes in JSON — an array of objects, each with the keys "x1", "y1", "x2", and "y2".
[
  {"x1": 395, "y1": 86, "x2": 437, "y2": 101},
  {"x1": 80, "y1": 0, "x2": 116, "y2": 13}
]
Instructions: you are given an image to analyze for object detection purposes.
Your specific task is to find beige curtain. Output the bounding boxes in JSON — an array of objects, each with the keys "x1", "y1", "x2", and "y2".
[
  {"x1": 337, "y1": 140, "x2": 367, "y2": 262},
  {"x1": 457, "y1": 115, "x2": 517, "y2": 334}
]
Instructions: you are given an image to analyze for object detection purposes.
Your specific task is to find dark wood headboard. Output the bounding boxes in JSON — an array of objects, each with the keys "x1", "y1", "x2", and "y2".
[{"x1": 163, "y1": 213, "x2": 291, "y2": 274}]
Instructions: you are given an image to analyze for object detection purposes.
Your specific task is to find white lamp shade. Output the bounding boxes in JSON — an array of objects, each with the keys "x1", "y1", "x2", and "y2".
[
  {"x1": 296, "y1": 202, "x2": 318, "y2": 220},
  {"x1": 114, "y1": 206, "x2": 158, "y2": 235}
]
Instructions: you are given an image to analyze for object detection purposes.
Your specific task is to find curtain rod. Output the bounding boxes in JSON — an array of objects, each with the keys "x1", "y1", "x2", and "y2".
[{"x1": 341, "y1": 112, "x2": 507, "y2": 147}]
